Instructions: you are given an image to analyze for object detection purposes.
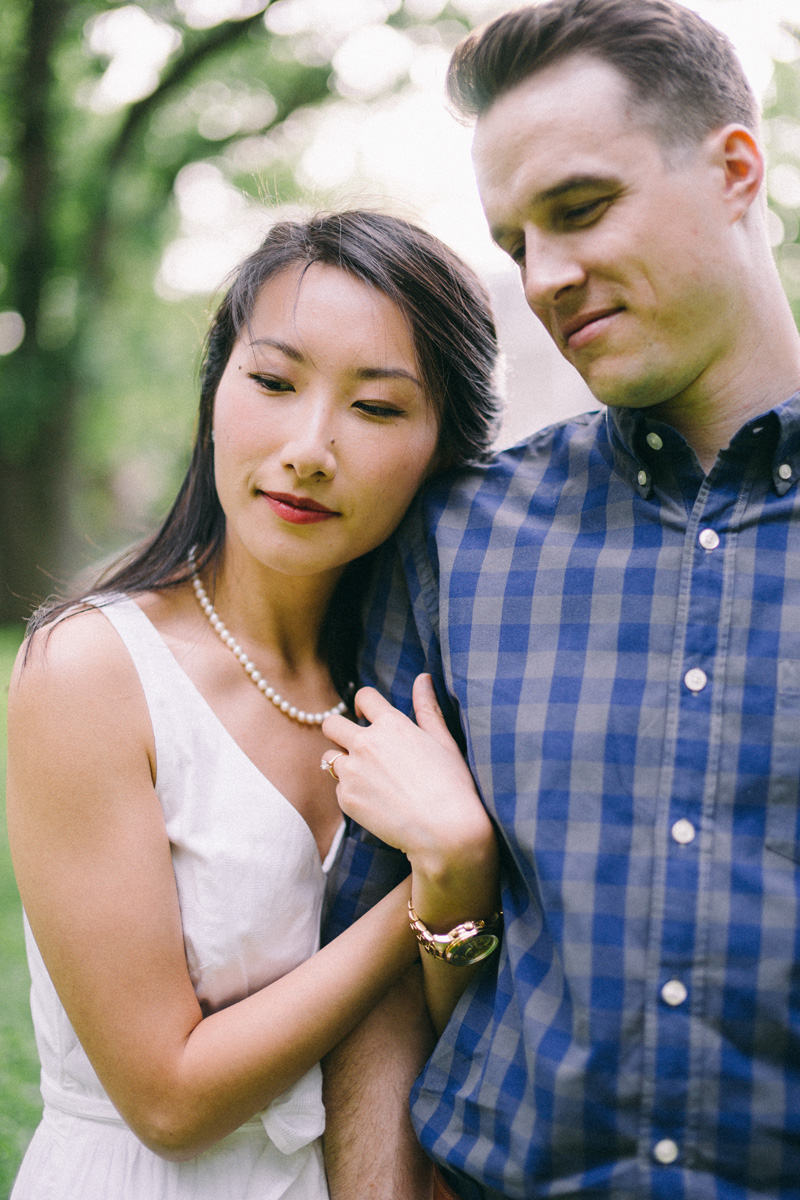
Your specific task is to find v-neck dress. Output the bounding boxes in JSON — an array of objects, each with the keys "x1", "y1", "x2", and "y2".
[{"x1": 12, "y1": 595, "x2": 342, "y2": 1200}]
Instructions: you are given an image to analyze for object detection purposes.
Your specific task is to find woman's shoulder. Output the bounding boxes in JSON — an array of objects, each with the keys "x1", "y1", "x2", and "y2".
[
  {"x1": 9, "y1": 591, "x2": 167, "y2": 777},
  {"x1": 10, "y1": 595, "x2": 151, "y2": 714}
]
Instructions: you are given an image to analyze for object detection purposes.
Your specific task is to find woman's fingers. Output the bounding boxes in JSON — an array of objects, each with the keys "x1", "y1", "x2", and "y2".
[
  {"x1": 411, "y1": 675, "x2": 454, "y2": 750},
  {"x1": 322, "y1": 689, "x2": 396, "y2": 747},
  {"x1": 321, "y1": 711, "x2": 358, "y2": 748},
  {"x1": 352, "y1": 686, "x2": 395, "y2": 723},
  {"x1": 320, "y1": 750, "x2": 348, "y2": 782}
]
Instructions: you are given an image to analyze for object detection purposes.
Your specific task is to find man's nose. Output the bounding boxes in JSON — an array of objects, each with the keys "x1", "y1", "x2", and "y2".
[
  {"x1": 280, "y1": 398, "x2": 338, "y2": 480},
  {"x1": 521, "y1": 229, "x2": 586, "y2": 315}
]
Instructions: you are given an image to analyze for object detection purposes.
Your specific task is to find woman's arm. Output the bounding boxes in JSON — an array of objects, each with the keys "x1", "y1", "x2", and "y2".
[
  {"x1": 322, "y1": 675, "x2": 500, "y2": 1034},
  {"x1": 6, "y1": 611, "x2": 419, "y2": 1161}
]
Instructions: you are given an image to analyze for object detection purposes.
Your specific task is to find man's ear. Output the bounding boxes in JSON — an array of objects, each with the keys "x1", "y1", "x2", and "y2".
[{"x1": 708, "y1": 124, "x2": 765, "y2": 223}]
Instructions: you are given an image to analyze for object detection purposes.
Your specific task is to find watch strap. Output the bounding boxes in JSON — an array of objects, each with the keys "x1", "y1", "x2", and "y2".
[{"x1": 408, "y1": 900, "x2": 502, "y2": 964}]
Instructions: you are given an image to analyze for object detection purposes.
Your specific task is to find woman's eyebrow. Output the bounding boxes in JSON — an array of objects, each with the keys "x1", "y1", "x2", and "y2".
[
  {"x1": 248, "y1": 337, "x2": 304, "y2": 362},
  {"x1": 356, "y1": 367, "x2": 422, "y2": 387},
  {"x1": 248, "y1": 340, "x2": 422, "y2": 389}
]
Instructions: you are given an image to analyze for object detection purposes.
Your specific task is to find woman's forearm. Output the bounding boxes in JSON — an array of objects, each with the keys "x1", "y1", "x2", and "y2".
[
  {"x1": 409, "y1": 831, "x2": 500, "y2": 1035},
  {"x1": 124, "y1": 878, "x2": 419, "y2": 1160}
]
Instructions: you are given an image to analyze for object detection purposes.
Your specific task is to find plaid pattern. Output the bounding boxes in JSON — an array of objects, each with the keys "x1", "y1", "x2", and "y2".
[{"x1": 325, "y1": 394, "x2": 800, "y2": 1199}]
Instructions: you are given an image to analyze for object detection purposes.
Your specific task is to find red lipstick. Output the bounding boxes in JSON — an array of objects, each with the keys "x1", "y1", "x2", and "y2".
[{"x1": 262, "y1": 492, "x2": 338, "y2": 525}]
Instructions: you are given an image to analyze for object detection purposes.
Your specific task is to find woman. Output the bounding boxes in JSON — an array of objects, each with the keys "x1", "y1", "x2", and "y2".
[{"x1": 6, "y1": 211, "x2": 501, "y2": 1200}]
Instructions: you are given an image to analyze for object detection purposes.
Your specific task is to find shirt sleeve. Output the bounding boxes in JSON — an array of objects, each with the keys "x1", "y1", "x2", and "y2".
[{"x1": 322, "y1": 496, "x2": 455, "y2": 942}]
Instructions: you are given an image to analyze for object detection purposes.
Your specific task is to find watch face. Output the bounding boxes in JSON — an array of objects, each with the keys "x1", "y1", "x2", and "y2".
[{"x1": 445, "y1": 932, "x2": 500, "y2": 966}]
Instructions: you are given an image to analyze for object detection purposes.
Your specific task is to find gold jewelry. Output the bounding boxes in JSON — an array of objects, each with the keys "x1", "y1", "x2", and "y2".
[
  {"x1": 321, "y1": 751, "x2": 346, "y2": 781},
  {"x1": 189, "y1": 547, "x2": 349, "y2": 727},
  {"x1": 408, "y1": 900, "x2": 502, "y2": 966}
]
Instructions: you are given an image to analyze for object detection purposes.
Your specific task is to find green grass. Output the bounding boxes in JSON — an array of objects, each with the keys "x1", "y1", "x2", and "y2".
[{"x1": 0, "y1": 626, "x2": 41, "y2": 1197}]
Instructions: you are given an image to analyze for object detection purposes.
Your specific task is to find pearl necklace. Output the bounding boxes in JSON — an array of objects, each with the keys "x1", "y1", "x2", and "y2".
[{"x1": 188, "y1": 551, "x2": 348, "y2": 727}]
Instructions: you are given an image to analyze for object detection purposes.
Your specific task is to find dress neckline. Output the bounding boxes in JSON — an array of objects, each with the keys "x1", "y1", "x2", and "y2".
[{"x1": 100, "y1": 594, "x2": 345, "y2": 871}]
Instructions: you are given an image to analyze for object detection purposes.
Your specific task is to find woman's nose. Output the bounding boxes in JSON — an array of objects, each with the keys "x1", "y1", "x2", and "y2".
[{"x1": 280, "y1": 400, "x2": 338, "y2": 480}]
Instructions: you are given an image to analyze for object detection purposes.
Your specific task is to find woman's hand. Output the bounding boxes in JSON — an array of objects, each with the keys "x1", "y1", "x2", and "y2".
[
  {"x1": 323, "y1": 675, "x2": 501, "y2": 1034},
  {"x1": 322, "y1": 675, "x2": 498, "y2": 930}
]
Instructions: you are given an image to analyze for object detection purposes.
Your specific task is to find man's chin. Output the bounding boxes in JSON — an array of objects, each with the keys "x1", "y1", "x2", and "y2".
[{"x1": 576, "y1": 365, "x2": 677, "y2": 412}]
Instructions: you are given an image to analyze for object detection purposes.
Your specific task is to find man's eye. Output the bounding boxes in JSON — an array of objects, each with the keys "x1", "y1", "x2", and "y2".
[
  {"x1": 249, "y1": 373, "x2": 294, "y2": 393},
  {"x1": 562, "y1": 198, "x2": 611, "y2": 227},
  {"x1": 509, "y1": 242, "x2": 526, "y2": 267}
]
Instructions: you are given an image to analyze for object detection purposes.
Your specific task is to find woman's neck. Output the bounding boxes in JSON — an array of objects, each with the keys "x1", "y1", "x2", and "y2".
[{"x1": 208, "y1": 544, "x2": 343, "y2": 672}]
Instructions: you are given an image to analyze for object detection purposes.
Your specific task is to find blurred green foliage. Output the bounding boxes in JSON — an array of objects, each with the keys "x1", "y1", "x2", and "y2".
[
  {"x1": 0, "y1": 0, "x2": 471, "y2": 621},
  {"x1": 1, "y1": 3, "x2": 799, "y2": 623}
]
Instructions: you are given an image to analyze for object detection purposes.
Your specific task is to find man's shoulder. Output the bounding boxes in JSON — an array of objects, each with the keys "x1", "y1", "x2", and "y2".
[{"x1": 423, "y1": 407, "x2": 606, "y2": 520}]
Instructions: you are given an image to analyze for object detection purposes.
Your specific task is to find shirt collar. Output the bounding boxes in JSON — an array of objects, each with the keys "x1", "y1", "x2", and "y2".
[
  {"x1": 767, "y1": 389, "x2": 800, "y2": 494},
  {"x1": 606, "y1": 390, "x2": 800, "y2": 498}
]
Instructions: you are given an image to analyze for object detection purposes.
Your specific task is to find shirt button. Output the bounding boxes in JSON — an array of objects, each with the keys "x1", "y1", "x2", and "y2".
[
  {"x1": 661, "y1": 979, "x2": 688, "y2": 1006},
  {"x1": 646, "y1": 432, "x2": 663, "y2": 450},
  {"x1": 698, "y1": 528, "x2": 719, "y2": 551},
  {"x1": 653, "y1": 1138, "x2": 679, "y2": 1165},
  {"x1": 672, "y1": 818, "x2": 696, "y2": 845},
  {"x1": 637, "y1": 469, "x2": 648, "y2": 486},
  {"x1": 778, "y1": 463, "x2": 792, "y2": 481},
  {"x1": 684, "y1": 667, "x2": 707, "y2": 692}
]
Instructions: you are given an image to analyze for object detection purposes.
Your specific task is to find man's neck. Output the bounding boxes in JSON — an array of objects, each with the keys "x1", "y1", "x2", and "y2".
[{"x1": 647, "y1": 307, "x2": 800, "y2": 476}]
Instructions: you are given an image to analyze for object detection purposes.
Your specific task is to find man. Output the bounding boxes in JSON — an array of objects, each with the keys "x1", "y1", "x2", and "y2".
[{"x1": 323, "y1": 1, "x2": 800, "y2": 1196}]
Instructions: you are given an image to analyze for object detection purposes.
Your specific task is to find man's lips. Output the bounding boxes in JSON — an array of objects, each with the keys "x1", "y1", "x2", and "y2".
[
  {"x1": 560, "y1": 307, "x2": 623, "y2": 350},
  {"x1": 262, "y1": 492, "x2": 339, "y2": 525}
]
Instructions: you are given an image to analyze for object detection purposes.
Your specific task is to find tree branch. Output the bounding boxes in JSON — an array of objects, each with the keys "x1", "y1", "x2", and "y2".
[
  {"x1": 84, "y1": 5, "x2": 283, "y2": 280},
  {"x1": 106, "y1": 6, "x2": 275, "y2": 172}
]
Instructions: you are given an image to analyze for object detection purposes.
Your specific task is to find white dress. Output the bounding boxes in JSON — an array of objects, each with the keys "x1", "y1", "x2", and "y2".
[{"x1": 12, "y1": 595, "x2": 342, "y2": 1200}]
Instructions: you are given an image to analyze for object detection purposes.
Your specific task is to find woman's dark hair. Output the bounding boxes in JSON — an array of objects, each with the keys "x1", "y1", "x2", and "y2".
[
  {"x1": 30, "y1": 210, "x2": 500, "y2": 698},
  {"x1": 447, "y1": 0, "x2": 759, "y2": 153}
]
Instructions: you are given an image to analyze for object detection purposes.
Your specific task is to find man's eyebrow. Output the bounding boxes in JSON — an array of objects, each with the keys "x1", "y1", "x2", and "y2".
[
  {"x1": 490, "y1": 174, "x2": 620, "y2": 243},
  {"x1": 535, "y1": 173, "x2": 620, "y2": 202}
]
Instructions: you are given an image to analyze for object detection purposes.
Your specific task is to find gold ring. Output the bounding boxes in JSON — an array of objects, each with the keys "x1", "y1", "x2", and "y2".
[{"x1": 321, "y1": 751, "x2": 346, "y2": 782}]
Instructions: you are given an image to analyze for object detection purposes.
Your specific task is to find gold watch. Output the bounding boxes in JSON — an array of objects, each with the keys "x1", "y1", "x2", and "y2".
[{"x1": 408, "y1": 900, "x2": 502, "y2": 966}]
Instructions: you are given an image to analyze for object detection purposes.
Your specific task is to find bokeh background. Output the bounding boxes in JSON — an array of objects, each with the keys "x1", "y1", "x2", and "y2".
[{"x1": 1, "y1": 0, "x2": 799, "y2": 1190}]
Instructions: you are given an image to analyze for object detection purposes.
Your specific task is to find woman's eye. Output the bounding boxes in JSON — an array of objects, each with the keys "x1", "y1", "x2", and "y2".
[
  {"x1": 353, "y1": 401, "x2": 404, "y2": 418},
  {"x1": 248, "y1": 373, "x2": 294, "y2": 393}
]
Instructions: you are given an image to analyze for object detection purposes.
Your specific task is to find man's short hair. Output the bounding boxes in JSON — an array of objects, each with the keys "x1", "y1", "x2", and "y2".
[{"x1": 447, "y1": 0, "x2": 759, "y2": 150}]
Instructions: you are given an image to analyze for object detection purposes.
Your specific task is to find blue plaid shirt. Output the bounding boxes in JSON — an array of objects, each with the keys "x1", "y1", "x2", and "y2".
[{"x1": 325, "y1": 394, "x2": 800, "y2": 1199}]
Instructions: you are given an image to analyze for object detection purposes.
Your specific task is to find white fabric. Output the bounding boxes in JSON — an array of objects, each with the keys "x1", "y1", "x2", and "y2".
[{"x1": 12, "y1": 595, "x2": 342, "y2": 1199}]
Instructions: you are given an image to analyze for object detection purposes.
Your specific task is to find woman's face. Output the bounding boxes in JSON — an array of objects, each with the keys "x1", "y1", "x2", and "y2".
[{"x1": 213, "y1": 263, "x2": 439, "y2": 581}]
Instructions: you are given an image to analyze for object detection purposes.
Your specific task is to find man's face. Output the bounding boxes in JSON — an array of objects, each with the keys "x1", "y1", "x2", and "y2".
[{"x1": 473, "y1": 55, "x2": 741, "y2": 411}]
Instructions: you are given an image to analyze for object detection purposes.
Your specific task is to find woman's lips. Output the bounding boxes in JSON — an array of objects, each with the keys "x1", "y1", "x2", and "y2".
[{"x1": 262, "y1": 492, "x2": 339, "y2": 525}]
